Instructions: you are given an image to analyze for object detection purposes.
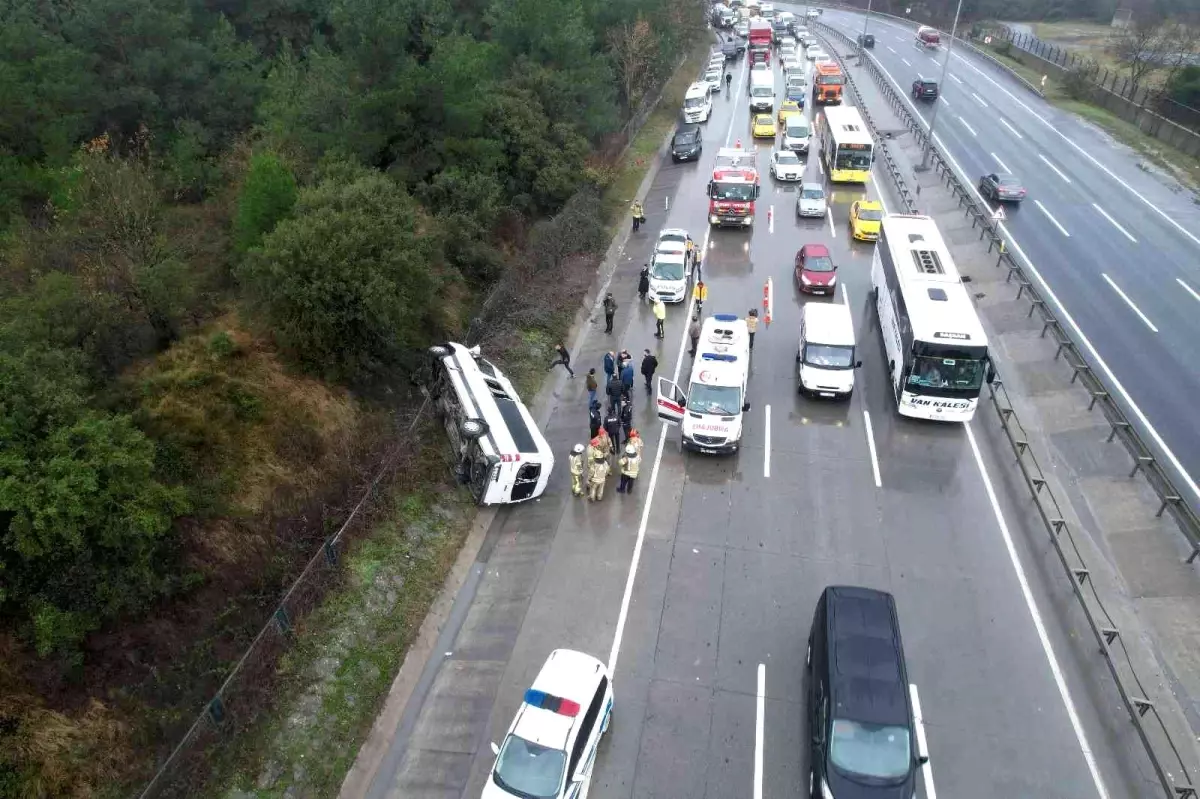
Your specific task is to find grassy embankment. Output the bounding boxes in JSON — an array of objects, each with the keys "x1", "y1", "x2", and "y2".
[{"x1": 209, "y1": 42, "x2": 709, "y2": 799}]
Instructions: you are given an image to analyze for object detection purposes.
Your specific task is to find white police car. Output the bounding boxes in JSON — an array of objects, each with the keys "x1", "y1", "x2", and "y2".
[{"x1": 484, "y1": 649, "x2": 614, "y2": 799}]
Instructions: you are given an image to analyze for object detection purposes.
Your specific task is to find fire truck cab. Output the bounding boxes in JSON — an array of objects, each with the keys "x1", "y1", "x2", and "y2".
[{"x1": 707, "y1": 147, "x2": 760, "y2": 228}]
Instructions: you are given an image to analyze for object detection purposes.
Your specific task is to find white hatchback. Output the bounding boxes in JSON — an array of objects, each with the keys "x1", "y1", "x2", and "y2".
[
  {"x1": 805, "y1": 44, "x2": 822, "y2": 60},
  {"x1": 484, "y1": 650, "x2": 614, "y2": 799}
]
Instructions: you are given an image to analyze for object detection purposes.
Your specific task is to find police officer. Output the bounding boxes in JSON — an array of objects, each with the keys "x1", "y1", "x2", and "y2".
[
  {"x1": 604, "y1": 406, "x2": 622, "y2": 454},
  {"x1": 589, "y1": 400, "x2": 602, "y2": 438},
  {"x1": 617, "y1": 444, "x2": 642, "y2": 494},
  {"x1": 568, "y1": 443, "x2": 586, "y2": 497}
]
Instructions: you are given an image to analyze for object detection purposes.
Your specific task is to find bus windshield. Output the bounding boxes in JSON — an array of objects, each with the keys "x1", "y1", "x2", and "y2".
[
  {"x1": 835, "y1": 147, "x2": 872, "y2": 170},
  {"x1": 712, "y1": 182, "x2": 755, "y2": 201},
  {"x1": 816, "y1": 74, "x2": 844, "y2": 85},
  {"x1": 907, "y1": 354, "x2": 986, "y2": 394}
]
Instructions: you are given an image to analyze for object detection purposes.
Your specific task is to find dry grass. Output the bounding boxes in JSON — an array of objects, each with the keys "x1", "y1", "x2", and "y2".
[
  {"x1": 127, "y1": 314, "x2": 362, "y2": 520},
  {"x1": 1031, "y1": 20, "x2": 1166, "y2": 89}
]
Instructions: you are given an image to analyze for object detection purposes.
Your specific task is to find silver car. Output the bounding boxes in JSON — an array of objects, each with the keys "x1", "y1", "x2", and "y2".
[{"x1": 796, "y1": 182, "x2": 828, "y2": 217}]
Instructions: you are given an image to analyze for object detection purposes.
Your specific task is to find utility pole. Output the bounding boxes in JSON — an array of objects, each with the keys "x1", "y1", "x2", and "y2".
[{"x1": 916, "y1": 0, "x2": 963, "y2": 172}]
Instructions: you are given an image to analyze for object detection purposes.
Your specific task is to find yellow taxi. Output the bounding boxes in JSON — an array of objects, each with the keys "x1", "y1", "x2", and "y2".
[
  {"x1": 777, "y1": 100, "x2": 802, "y2": 124},
  {"x1": 752, "y1": 114, "x2": 777, "y2": 138},
  {"x1": 849, "y1": 199, "x2": 884, "y2": 241}
]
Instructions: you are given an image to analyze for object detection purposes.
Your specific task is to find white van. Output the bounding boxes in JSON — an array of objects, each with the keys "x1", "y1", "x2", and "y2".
[
  {"x1": 795, "y1": 303, "x2": 862, "y2": 398},
  {"x1": 657, "y1": 314, "x2": 751, "y2": 454},
  {"x1": 683, "y1": 82, "x2": 713, "y2": 123},
  {"x1": 783, "y1": 114, "x2": 811, "y2": 152},
  {"x1": 428, "y1": 342, "x2": 554, "y2": 503},
  {"x1": 748, "y1": 70, "x2": 774, "y2": 112}
]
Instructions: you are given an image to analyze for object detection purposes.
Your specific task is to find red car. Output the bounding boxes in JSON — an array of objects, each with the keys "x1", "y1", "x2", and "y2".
[{"x1": 795, "y1": 244, "x2": 837, "y2": 295}]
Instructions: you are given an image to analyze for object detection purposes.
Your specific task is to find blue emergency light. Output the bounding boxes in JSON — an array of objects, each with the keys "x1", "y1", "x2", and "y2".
[
  {"x1": 524, "y1": 688, "x2": 581, "y2": 717},
  {"x1": 713, "y1": 313, "x2": 739, "y2": 322},
  {"x1": 701, "y1": 353, "x2": 738, "y2": 362}
]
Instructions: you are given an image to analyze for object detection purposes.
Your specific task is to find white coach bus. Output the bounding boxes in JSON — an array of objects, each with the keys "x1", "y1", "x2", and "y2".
[
  {"x1": 427, "y1": 342, "x2": 554, "y2": 503},
  {"x1": 871, "y1": 214, "x2": 995, "y2": 422}
]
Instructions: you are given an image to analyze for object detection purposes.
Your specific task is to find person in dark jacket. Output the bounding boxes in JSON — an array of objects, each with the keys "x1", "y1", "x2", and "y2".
[
  {"x1": 640, "y1": 349, "x2": 658, "y2": 391},
  {"x1": 603, "y1": 292, "x2": 618, "y2": 334},
  {"x1": 603, "y1": 407, "x2": 622, "y2": 454},
  {"x1": 603, "y1": 351, "x2": 616, "y2": 381},
  {"x1": 619, "y1": 400, "x2": 633, "y2": 441},
  {"x1": 606, "y1": 374, "x2": 625, "y2": 413},
  {"x1": 585, "y1": 368, "x2": 598, "y2": 406},
  {"x1": 638, "y1": 265, "x2": 651, "y2": 302},
  {"x1": 589, "y1": 401, "x2": 603, "y2": 438},
  {"x1": 548, "y1": 343, "x2": 574, "y2": 377},
  {"x1": 620, "y1": 360, "x2": 635, "y2": 401},
  {"x1": 688, "y1": 314, "x2": 702, "y2": 356}
]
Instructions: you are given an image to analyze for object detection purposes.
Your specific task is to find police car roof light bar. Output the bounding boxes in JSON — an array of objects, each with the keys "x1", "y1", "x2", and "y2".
[
  {"x1": 524, "y1": 688, "x2": 581, "y2": 717},
  {"x1": 713, "y1": 313, "x2": 739, "y2": 321},
  {"x1": 701, "y1": 353, "x2": 738, "y2": 362}
]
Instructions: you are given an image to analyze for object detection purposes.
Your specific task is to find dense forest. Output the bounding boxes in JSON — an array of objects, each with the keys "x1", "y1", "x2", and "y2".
[{"x1": 0, "y1": 0, "x2": 703, "y2": 793}]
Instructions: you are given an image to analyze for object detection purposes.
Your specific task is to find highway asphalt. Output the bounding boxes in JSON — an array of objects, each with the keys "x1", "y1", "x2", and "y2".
[
  {"x1": 815, "y1": 7, "x2": 1200, "y2": 510},
  {"x1": 356, "y1": 36, "x2": 1154, "y2": 799}
]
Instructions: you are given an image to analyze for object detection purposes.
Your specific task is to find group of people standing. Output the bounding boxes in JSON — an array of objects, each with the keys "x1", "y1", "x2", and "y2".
[{"x1": 568, "y1": 347, "x2": 659, "y2": 502}]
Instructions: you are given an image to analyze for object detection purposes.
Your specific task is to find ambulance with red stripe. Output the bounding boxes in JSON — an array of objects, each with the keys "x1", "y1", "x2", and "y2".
[
  {"x1": 484, "y1": 649, "x2": 614, "y2": 799},
  {"x1": 656, "y1": 313, "x2": 752, "y2": 454},
  {"x1": 707, "y1": 147, "x2": 760, "y2": 228}
]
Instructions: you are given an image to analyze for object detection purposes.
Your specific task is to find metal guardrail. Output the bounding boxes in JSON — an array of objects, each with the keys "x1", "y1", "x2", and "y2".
[{"x1": 814, "y1": 18, "x2": 1200, "y2": 799}]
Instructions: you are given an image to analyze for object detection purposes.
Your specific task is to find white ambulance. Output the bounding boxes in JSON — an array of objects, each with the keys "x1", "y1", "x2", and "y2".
[{"x1": 656, "y1": 313, "x2": 751, "y2": 454}]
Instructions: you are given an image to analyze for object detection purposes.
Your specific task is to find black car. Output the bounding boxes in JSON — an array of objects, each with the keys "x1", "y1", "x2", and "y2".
[
  {"x1": 808, "y1": 586, "x2": 926, "y2": 799},
  {"x1": 979, "y1": 172, "x2": 1027, "y2": 202},
  {"x1": 857, "y1": 33, "x2": 875, "y2": 48},
  {"x1": 671, "y1": 124, "x2": 703, "y2": 162},
  {"x1": 912, "y1": 78, "x2": 938, "y2": 100}
]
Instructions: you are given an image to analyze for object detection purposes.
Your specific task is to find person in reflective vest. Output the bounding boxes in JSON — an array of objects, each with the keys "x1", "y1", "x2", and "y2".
[
  {"x1": 746, "y1": 308, "x2": 759, "y2": 349},
  {"x1": 693, "y1": 280, "x2": 708, "y2": 310},
  {"x1": 568, "y1": 443, "x2": 586, "y2": 497},
  {"x1": 588, "y1": 451, "x2": 611, "y2": 501},
  {"x1": 617, "y1": 444, "x2": 641, "y2": 495},
  {"x1": 627, "y1": 429, "x2": 644, "y2": 459}
]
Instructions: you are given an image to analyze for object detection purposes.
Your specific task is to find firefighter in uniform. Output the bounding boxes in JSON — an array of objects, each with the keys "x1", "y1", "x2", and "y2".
[
  {"x1": 617, "y1": 444, "x2": 642, "y2": 494},
  {"x1": 568, "y1": 443, "x2": 586, "y2": 497},
  {"x1": 628, "y1": 429, "x2": 644, "y2": 459},
  {"x1": 588, "y1": 451, "x2": 611, "y2": 501}
]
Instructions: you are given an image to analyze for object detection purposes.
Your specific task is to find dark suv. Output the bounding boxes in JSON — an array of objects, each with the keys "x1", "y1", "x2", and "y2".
[
  {"x1": 857, "y1": 33, "x2": 874, "y2": 48},
  {"x1": 671, "y1": 123, "x2": 703, "y2": 162},
  {"x1": 912, "y1": 78, "x2": 938, "y2": 100}
]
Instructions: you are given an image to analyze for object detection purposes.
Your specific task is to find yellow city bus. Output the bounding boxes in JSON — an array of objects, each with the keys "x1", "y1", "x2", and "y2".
[{"x1": 817, "y1": 106, "x2": 874, "y2": 184}]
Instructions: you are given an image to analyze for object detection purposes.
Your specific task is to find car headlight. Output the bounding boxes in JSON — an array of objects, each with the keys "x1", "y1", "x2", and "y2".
[
  {"x1": 710, "y1": 215, "x2": 719, "y2": 224},
  {"x1": 828, "y1": 274, "x2": 837, "y2": 284},
  {"x1": 801, "y1": 274, "x2": 812, "y2": 285}
]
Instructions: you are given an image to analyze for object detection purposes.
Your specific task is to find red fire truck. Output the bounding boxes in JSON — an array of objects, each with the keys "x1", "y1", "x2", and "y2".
[{"x1": 708, "y1": 148, "x2": 760, "y2": 228}]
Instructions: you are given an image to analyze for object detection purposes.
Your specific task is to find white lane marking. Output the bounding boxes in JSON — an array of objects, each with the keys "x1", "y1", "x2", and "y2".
[
  {"x1": 946, "y1": 48, "x2": 1200, "y2": 249},
  {"x1": 769, "y1": 204, "x2": 775, "y2": 233},
  {"x1": 609, "y1": 59, "x2": 746, "y2": 672},
  {"x1": 1091, "y1": 203, "x2": 1137, "y2": 243},
  {"x1": 958, "y1": 116, "x2": 977, "y2": 137},
  {"x1": 1178, "y1": 277, "x2": 1200, "y2": 304},
  {"x1": 917, "y1": 72, "x2": 925, "y2": 80},
  {"x1": 816, "y1": 154, "x2": 824, "y2": 175},
  {"x1": 909, "y1": 684, "x2": 937, "y2": 799},
  {"x1": 754, "y1": 664, "x2": 765, "y2": 799},
  {"x1": 863, "y1": 411, "x2": 883, "y2": 488},
  {"x1": 1033, "y1": 200, "x2": 1070, "y2": 236},
  {"x1": 949, "y1": 73, "x2": 963, "y2": 84},
  {"x1": 902, "y1": 57, "x2": 912, "y2": 66},
  {"x1": 999, "y1": 117, "x2": 1024, "y2": 139},
  {"x1": 826, "y1": 206, "x2": 836, "y2": 236},
  {"x1": 1102, "y1": 274, "x2": 1159, "y2": 332},
  {"x1": 971, "y1": 91, "x2": 989, "y2": 107},
  {"x1": 887, "y1": 45, "x2": 897, "y2": 53},
  {"x1": 939, "y1": 96, "x2": 951, "y2": 107},
  {"x1": 965, "y1": 425, "x2": 1111, "y2": 799},
  {"x1": 990, "y1": 152, "x2": 1012, "y2": 173},
  {"x1": 1037, "y1": 153, "x2": 1072, "y2": 184},
  {"x1": 764, "y1": 405, "x2": 771, "y2": 478}
]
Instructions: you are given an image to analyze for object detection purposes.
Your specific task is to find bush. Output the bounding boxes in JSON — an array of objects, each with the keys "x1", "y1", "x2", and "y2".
[
  {"x1": 0, "y1": 347, "x2": 191, "y2": 656},
  {"x1": 1061, "y1": 67, "x2": 1094, "y2": 100},
  {"x1": 994, "y1": 40, "x2": 1012, "y2": 57},
  {"x1": 234, "y1": 152, "x2": 298, "y2": 252},
  {"x1": 237, "y1": 168, "x2": 447, "y2": 383},
  {"x1": 1166, "y1": 65, "x2": 1200, "y2": 108}
]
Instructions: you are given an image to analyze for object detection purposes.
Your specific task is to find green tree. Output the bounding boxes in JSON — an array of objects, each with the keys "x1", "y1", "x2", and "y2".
[
  {"x1": 1167, "y1": 64, "x2": 1200, "y2": 107},
  {"x1": 0, "y1": 346, "x2": 190, "y2": 657},
  {"x1": 234, "y1": 151, "x2": 299, "y2": 251},
  {"x1": 237, "y1": 167, "x2": 446, "y2": 382}
]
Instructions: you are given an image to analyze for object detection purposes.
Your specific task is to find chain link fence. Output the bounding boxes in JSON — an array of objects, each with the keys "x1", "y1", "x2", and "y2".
[{"x1": 817, "y1": 17, "x2": 1200, "y2": 798}]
